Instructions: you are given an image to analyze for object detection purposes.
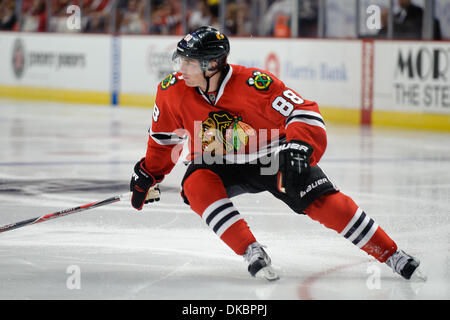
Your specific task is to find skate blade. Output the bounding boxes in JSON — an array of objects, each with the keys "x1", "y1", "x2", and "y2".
[
  {"x1": 410, "y1": 268, "x2": 427, "y2": 282},
  {"x1": 255, "y1": 266, "x2": 280, "y2": 281}
]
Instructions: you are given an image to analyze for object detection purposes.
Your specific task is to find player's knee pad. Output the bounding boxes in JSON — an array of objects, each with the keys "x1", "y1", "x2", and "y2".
[
  {"x1": 305, "y1": 192, "x2": 359, "y2": 232},
  {"x1": 181, "y1": 169, "x2": 229, "y2": 214}
]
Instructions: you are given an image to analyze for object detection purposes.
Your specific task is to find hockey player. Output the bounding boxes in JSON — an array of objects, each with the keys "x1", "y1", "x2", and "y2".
[{"x1": 130, "y1": 26, "x2": 425, "y2": 281}]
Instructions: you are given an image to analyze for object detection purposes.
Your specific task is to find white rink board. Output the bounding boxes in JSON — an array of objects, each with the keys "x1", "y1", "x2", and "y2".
[
  {"x1": 374, "y1": 41, "x2": 450, "y2": 114},
  {"x1": 1, "y1": 31, "x2": 449, "y2": 127},
  {"x1": 0, "y1": 32, "x2": 111, "y2": 92},
  {"x1": 120, "y1": 36, "x2": 178, "y2": 95}
]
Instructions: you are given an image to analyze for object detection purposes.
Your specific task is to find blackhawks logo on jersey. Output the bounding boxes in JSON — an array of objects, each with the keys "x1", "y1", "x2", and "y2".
[
  {"x1": 246, "y1": 71, "x2": 273, "y2": 91},
  {"x1": 200, "y1": 111, "x2": 255, "y2": 154},
  {"x1": 160, "y1": 73, "x2": 178, "y2": 90}
]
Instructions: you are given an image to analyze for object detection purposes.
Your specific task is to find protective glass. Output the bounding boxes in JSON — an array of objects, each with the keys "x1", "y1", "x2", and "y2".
[{"x1": 172, "y1": 51, "x2": 203, "y2": 75}]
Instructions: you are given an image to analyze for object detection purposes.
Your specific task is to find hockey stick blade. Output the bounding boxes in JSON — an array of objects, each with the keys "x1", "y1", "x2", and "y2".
[{"x1": 0, "y1": 192, "x2": 132, "y2": 234}]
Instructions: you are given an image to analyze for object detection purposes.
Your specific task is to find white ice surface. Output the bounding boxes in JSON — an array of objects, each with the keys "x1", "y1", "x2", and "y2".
[{"x1": 0, "y1": 99, "x2": 449, "y2": 300}]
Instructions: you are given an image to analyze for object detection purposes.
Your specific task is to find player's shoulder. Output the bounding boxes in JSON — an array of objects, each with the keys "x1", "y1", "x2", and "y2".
[
  {"x1": 155, "y1": 71, "x2": 189, "y2": 110},
  {"x1": 230, "y1": 64, "x2": 283, "y2": 93},
  {"x1": 158, "y1": 72, "x2": 186, "y2": 94}
]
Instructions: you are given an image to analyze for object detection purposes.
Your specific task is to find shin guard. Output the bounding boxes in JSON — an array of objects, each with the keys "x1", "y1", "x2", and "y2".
[
  {"x1": 305, "y1": 192, "x2": 397, "y2": 262},
  {"x1": 182, "y1": 169, "x2": 256, "y2": 255}
]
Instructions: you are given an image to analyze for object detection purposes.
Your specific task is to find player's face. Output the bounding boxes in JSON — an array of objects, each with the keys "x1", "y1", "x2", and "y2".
[{"x1": 178, "y1": 58, "x2": 204, "y2": 87}]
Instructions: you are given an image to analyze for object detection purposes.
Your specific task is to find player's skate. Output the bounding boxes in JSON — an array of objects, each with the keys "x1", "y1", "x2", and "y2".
[
  {"x1": 385, "y1": 250, "x2": 427, "y2": 281},
  {"x1": 244, "y1": 242, "x2": 279, "y2": 281}
]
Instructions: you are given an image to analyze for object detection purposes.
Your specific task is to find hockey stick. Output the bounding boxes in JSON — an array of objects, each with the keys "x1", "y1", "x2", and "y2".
[{"x1": 0, "y1": 192, "x2": 132, "y2": 234}]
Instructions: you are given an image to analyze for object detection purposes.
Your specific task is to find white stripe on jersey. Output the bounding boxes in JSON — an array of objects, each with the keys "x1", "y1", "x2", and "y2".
[
  {"x1": 339, "y1": 208, "x2": 378, "y2": 248},
  {"x1": 215, "y1": 214, "x2": 243, "y2": 237},
  {"x1": 346, "y1": 215, "x2": 372, "y2": 243},
  {"x1": 148, "y1": 128, "x2": 185, "y2": 145},
  {"x1": 285, "y1": 117, "x2": 327, "y2": 132},
  {"x1": 287, "y1": 109, "x2": 325, "y2": 122},
  {"x1": 356, "y1": 222, "x2": 379, "y2": 248},
  {"x1": 202, "y1": 198, "x2": 231, "y2": 222},
  {"x1": 201, "y1": 198, "x2": 242, "y2": 237},
  {"x1": 340, "y1": 208, "x2": 363, "y2": 236},
  {"x1": 285, "y1": 109, "x2": 326, "y2": 131}
]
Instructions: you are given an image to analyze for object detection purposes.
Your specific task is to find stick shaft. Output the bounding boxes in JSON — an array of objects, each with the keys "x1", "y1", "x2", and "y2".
[{"x1": 0, "y1": 193, "x2": 130, "y2": 234}]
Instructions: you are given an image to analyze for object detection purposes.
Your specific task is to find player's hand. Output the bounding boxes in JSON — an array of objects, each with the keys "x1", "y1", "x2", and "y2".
[
  {"x1": 146, "y1": 185, "x2": 161, "y2": 203},
  {"x1": 130, "y1": 158, "x2": 159, "y2": 210},
  {"x1": 277, "y1": 140, "x2": 313, "y2": 197}
]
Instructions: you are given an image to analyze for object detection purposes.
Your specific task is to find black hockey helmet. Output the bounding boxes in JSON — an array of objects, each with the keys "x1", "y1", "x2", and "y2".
[{"x1": 173, "y1": 26, "x2": 230, "y2": 73}]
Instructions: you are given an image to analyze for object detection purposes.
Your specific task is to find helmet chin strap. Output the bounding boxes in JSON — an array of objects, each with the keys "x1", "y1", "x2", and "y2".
[
  {"x1": 199, "y1": 61, "x2": 229, "y2": 100},
  {"x1": 202, "y1": 68, "x2": 220, "y2": 94}
]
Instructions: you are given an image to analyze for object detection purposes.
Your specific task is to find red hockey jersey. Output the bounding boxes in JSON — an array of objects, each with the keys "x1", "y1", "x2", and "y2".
[{"x1": 144, "y1": 64, "x2": 327, "y2": 178}]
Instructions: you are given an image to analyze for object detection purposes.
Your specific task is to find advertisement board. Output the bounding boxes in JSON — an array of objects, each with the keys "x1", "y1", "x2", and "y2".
[
  {"x1": 374, "y1": 41, "x2": 450, "y2": 114},
  {"x1": 119, "y1": 35, "x2": 177, "y2": 106},
  {"x1": 0, "y1": 32, "x2": 111, "y2": 103},
  {"x1": 372, "y1": 40, "x2": 450, "y2": 130},
  {"x1": 0, "y1": 31, "x2": 448, "y2": 131}
]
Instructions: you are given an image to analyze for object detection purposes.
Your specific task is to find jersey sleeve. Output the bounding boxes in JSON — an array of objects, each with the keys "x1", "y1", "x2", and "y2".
[
  {"x1": 144, "y1": 85, "x2": 185, "y2": 177},
  {"x1": 265, "y1": 77, "x2": 327, "y2": 166}
]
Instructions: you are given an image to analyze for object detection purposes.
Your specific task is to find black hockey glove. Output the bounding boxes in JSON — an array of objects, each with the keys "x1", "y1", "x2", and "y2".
[
  {"x1": 130, "y1": 158, "x2": 161, "y2": 210},
  {"x1": 277, "y1": 140, "x2": 313, "y2": 197}
]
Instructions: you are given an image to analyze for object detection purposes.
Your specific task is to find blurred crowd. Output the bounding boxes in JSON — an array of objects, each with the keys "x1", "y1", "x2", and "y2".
[
  {"x1": 0, "y1": 0, "x2": 255, "y2": 35},
  {"x1": 0, "y1": 0, "x2": 444, "y2": 39},
  {"x1": 375, "y1": 0, "x2": 441, "y2": 39}
]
